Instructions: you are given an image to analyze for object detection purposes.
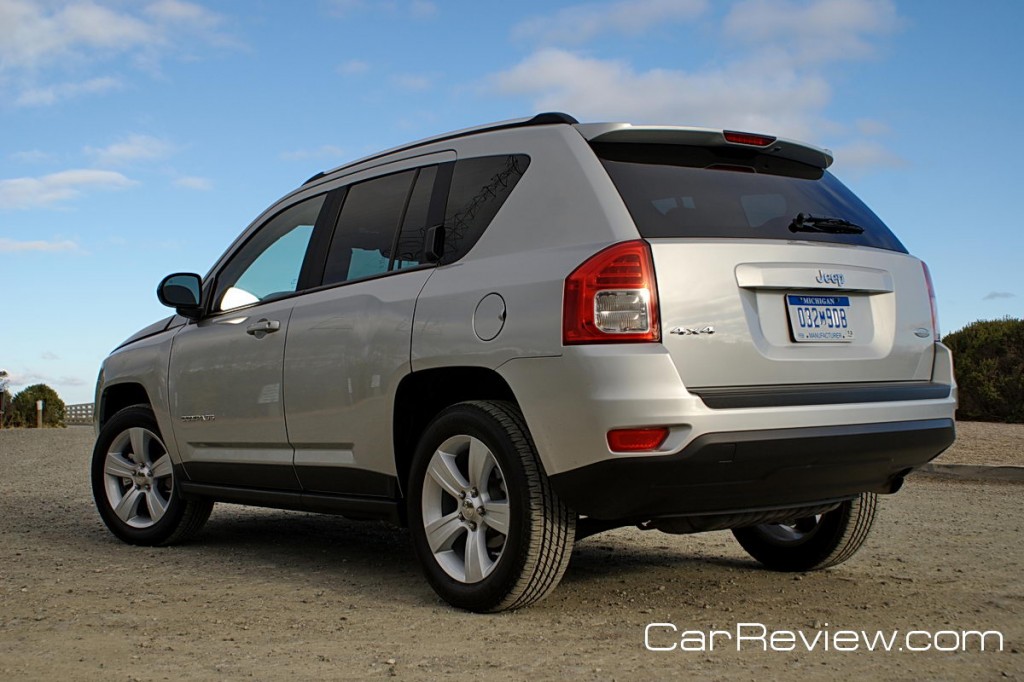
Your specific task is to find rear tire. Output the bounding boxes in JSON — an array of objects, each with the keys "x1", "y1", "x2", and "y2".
[
  {"x1": 407, "y1": 400, "x2": 576, "y2": 612},
  {"x1": 732, "y1": 493, "x2": 878, "y2": 571},
  {"x1": 91, "y1": 405, "x2": 212, "y2": 546}
]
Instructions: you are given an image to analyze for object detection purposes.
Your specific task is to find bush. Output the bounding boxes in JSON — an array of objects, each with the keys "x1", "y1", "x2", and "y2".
[
  {"x1": 942, "y1": 317, "x2": 1024, "y2": 423},
  {"x1": 7, "y1": 384, "x2": 66, "y2": 428},
  {"x1": 0, "y1": 389, "x2": 13, "y2": 427}
]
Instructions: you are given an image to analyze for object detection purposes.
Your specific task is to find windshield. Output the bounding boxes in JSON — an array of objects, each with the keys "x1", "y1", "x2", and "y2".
[{"x1": 595, "y1": 142, "x2": 906, "y2": 253}]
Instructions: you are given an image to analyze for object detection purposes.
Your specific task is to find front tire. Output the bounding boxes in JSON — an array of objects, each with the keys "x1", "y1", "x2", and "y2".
[
  {"x1": 408, "y1": 401, "x2": 576, "y2": 612},
  {"x1": 732, "y1": 493, "x2": 878, "y2": 571},
  {"x1": 91, "y1": 405, "x2": 212, "y2": 546}
]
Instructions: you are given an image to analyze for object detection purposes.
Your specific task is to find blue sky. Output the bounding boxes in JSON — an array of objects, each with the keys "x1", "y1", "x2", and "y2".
[{"x1": 1, "y1": 0, "x2": 1021, "y2": 404}]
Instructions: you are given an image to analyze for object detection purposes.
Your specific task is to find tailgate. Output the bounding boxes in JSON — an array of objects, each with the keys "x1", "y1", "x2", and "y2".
[{"x1": 650, "y1": 240, "x2": 936, "y2": 388}]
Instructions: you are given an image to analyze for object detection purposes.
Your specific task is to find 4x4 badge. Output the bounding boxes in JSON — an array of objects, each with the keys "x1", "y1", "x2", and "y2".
[{"x1": 669, "y1": 326, "x2": 715, "y2": 336}]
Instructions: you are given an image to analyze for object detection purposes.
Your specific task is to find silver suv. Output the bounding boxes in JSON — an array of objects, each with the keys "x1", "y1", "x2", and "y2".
[{"x1": 91, "y1": 113, "x2": 956, "y2": 612}]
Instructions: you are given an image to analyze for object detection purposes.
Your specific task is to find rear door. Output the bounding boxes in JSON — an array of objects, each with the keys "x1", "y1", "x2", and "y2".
[
  {"x1": 594, "y1": 139, "x2": 937, "y2": 389},
  {"x1": 283, "y1": 158, "x2": 451, "y2": 495}
]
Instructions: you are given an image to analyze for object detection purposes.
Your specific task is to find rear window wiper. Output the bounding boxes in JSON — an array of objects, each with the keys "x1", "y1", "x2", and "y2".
[{"x1": 788, "y1": 213, "x2": 865, "y2": 234}]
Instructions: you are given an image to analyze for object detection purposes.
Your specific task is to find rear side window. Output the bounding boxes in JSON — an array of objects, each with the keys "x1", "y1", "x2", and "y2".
[
  {"x1": 392, "y1": 165, "x2": 438, "y2": 271},
  {"x1": 441, "y1": 154, "x2": 530, "y2": 264},
  {"x1": 595, "y1": 143, "x2": 906, "y2": 252},
  {"x1": 321, "y1": 165, "x2": 445, "y2": 286}
]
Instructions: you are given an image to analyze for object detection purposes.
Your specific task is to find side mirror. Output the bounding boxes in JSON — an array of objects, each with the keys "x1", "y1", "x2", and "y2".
[
  {"x1": 424, "y1": 224, "x2": 445, "y2": 263},
  {"x1": 157, "y1": 272, "x2": 204, "y2": 319}
]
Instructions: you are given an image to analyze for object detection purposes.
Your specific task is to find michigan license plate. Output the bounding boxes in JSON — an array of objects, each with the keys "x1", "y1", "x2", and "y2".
[{"x1": 786, "y1": 294, "x2": 855, "y2": 342}]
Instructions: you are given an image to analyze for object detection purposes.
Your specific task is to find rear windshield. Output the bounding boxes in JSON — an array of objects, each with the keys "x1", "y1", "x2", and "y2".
[{"x1": 595, "y1": 142, "x2": 906, "y2": 253}]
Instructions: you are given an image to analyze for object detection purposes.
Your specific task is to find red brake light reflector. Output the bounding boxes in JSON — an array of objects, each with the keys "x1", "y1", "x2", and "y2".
[
  {"x1": 607, "y1": 428, "x2": 669, "y2": 452},
  {"x1": 563, "y1": 240, "x2": 660, "y2": 344},
  {"x1": 723, "y1": 130, "x2": 777, "y2": 147}
]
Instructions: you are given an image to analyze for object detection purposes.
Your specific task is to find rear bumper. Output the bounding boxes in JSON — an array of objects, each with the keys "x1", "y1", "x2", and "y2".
[{"x1": 548, "y1": 418, "x2": 955, "y2": 521}]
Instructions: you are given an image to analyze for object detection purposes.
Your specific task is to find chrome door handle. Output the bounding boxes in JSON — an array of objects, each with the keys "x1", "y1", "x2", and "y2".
[{"x1": 246, "y1": 319, "x2": 281, "y2": 338}]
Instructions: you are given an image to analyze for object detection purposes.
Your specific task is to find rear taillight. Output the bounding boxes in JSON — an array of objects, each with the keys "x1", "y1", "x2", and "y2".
[
  {"x1": 922, "y1": 261, "x2": 941, "y2": 341},
  {"x1": 563, "y1": 240, "x2": 660, "y2": 344}
]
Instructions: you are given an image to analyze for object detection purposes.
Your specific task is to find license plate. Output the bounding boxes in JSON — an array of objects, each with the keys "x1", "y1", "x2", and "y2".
[{"x1": 786, "y1": 294, "x2": 855, "y2": 342}]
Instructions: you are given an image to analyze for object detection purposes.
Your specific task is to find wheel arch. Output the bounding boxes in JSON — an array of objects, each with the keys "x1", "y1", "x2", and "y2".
[
  {"x1": 99, "y1": 382, "x2": 152, "y2": 429},
  {"x1": 392, "y1": 367, "x2": 519, "y2": 498}
]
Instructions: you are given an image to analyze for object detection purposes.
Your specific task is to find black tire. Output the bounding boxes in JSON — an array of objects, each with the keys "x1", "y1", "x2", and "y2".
[
  {"x1": 407, "y1": 400, "x2": 576, "y2": 612},
  {"x1": 91, "y1": 405, "x2": 213, "y2": 546},
  {"x1": 732, "y1": 493, "x2": 878, "y2": 572}
]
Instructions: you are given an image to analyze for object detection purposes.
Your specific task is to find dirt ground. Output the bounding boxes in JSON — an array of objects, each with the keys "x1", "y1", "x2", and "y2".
[
  {"x1": 936, "y1": 421, "x2": 1024, "y2": 467},
  {"x1": 1, "y1": 424, "x2": 1021, "y2": 681}
]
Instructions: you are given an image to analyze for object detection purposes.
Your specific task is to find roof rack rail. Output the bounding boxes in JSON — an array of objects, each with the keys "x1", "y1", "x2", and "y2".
[
  {"x1": 301, "y1": 112, "x2": 578, "y2": 186},
  {"x1": 304, "y1": 171, "x2": 326, "y2": 185}
]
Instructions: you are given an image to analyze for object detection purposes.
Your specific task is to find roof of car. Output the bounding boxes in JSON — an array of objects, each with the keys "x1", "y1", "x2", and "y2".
[
  {"x1": 303, "y1": 112, "x2": 833, "y2": 186},
  {"x1": 303, "y1": 113, "x2": 579, "y2": 185}
]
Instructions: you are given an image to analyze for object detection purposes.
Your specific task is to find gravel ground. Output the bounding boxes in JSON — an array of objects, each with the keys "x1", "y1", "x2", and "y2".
[
  {"x1": 938, "y1": 421, "x2": 1024, "y2": 467},
  {"x1": 0, "y1": 424, "x2": 1021, "y2": 681}
]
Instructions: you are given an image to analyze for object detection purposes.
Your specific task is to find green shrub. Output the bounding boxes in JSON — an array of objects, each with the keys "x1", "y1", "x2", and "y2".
[
  {"x1": 942, "y1": 317, "x2": 1024, "y2": 423},
  {"x1": 8, "y1": 384, "x2": 66, "y2": 428}
]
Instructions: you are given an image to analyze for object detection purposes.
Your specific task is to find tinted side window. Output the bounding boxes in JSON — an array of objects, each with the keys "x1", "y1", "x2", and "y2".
[
  {"x1": 391, "y1": 165, "x2": 438, "y2": 271},
  {"x1": 441, "y1": 154, "x2": 530, "y2": 264},
  {"x1": 214, "y1": 195, "x2": 326, "y2": 312},
  {"x1": 323, "y1": 171, "x2": 415, "y2": 285}
]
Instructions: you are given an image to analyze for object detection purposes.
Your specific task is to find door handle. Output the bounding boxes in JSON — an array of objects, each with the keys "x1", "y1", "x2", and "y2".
[{"x1": 246, "y1": 319, "x2": 281, "y2": 338}]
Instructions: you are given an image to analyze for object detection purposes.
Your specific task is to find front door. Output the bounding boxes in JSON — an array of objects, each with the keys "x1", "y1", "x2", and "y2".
[{"x1": 168, "y1": 194, "x2": 326, "y2": 489}]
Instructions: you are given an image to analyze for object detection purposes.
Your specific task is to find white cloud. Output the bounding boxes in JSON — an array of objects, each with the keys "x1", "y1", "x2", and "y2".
[
  {"x1": 174, "y1": 176, "x2": 212, "y2": 190},
  {"x1": 983, "y1": 292, "x2": 1016, "y2": 301},
  {"x1": 0, "y1": 0, "x2": 233, "y2": 98},
  {"x1": 9, "y1": 149, "x2": 55, "y2": 163},
  {"x1": 491, "y1": 0, "x2": 905, "y2": 170},
  {"x1": 337, "y1": 59, "x2": 370, "y2": 75},
  {"x1": 145, "y1": 0, "x2": 221, "y2": 27},
  {"x1": 326, "y1": 0, "x2": 365, "y2": 15},
  {"x1": 85, "y1": 134, "x2": 173, "y2": 166},
  {"x1": 15, "y1": 75, "x2": 122, "y2": 106},
  {"x1": 392, "y1": 73, "x2": 433, "y2": 91},
  {"x1": 854, "y1": 118, "x2": 891, "y2": 137},
  {"x1": 0, "y1": 0, "x2": 156, "y2": 69},
  {"x1": 513, "y1": 0, "x2": 707, "y2": 45},
  {"x1": 280, "y1": 145, "x2": 345, "y2": 161},
  {"x1": 41, "y1": 351, "x2": 59, "y2": 360},
  {"x1": 830, "y1": 140, "x2": 906, "y2": 171},
  {"x1": 410, "y1": 0, "x2": 437, "y2": 18},
  {"x1": 0, "y1": 169, "x2": 134, "y2": 209},
  {"x1": 723, "y1": 0, "x2": 900, "y2": 66},
  {"x1": 0, "y1": 237, "x2": 79, "y2": 252},
  {"x1": 4, "y1": 371, "x2": 86, "y2": 389},
  {"x1": 492, "y1": 48, "x2": 829, "y2": 139},
  {"x1": 327, "y1": 0, "x2": 438, "y2": 18}
]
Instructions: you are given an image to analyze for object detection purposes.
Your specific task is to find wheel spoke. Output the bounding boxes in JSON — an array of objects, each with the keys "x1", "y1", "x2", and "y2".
[
  {"x1": 483, "y1": 499, "x2": 509, "y2": 536},
  {"x1": 467, "y1": 437, "x2": 492, "y2": 490},
  {"x1": 424, "y1": 511, "x2": 464, "y2": 552},
  {"x1": 114, "y1": 487, "x2": 144, "y2": 523},
  {"x1": 145, "y1": 488, "x2": 169, "y2": 524},
  {"x1": 427, "y1": 452, "x2": 469, "y2": 499},
  {"x1": 104, "y1": 452, "x2": 136, "y2": 479},
  {"x1": 150, "y1": 454, "x2": 173, "y2": 479},
  {"x1": 463, "y1": 526, "x2": 493, "y2": 583},
  {"x1": 129, "y1": 428, "x2": 150, "y2": 465}
]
